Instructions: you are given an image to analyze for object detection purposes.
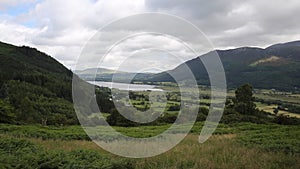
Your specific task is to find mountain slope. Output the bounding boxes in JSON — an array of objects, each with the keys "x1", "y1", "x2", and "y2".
[
  {"x1": 0, "y1": 41, "x2": 77, "y2": 125},
  {"x1": 148, "y1": 41, "x2": 300, "y2": 91}
]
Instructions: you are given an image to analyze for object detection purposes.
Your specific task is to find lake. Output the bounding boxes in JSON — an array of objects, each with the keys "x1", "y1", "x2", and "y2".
[{"x1": 88, "y1": 81, "x2": 163, "y2": 91}]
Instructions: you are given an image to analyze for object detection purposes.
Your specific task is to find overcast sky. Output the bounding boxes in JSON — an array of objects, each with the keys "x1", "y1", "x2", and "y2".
[{"x1": 1, "y1": 0, "x2": 300, "y2": 72}]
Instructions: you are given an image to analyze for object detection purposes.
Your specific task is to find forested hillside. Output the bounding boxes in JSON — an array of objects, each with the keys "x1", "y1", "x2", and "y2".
[{"x1": 0, "y1": 42, "x2": 77, "y2": 125}]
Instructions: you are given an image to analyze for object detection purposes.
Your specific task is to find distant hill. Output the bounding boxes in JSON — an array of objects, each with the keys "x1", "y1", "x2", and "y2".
[
  {"x1": 148, "y1": 41, "x2": 300, "y2": 91},
  {"x1": 76, "y1": 67, "x2": 118, "y2": 75},
  {"x1": 75, "y1": 68, "x2": 153, "y2": 83},
  {"x1": 77, "y1": 41, "x2": 300, "y2": 91},
  {"x1": 0, "y1": 41, "x2": 77, "y2": 125}
]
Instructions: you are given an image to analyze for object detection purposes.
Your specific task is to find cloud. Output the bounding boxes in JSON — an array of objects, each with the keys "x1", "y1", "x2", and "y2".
[
  {"x1": 0, "y1": 0, "x2": 147, "y2": 70},
  {"x1": 0, "y1": 20, "x2": 41, "y2": 46},
  {"x1": 0, "y1": 0, "x2": 37, "y2": 11},
  {"x1": 98, "y1": 34, "x2": 193, "y2": 72},
  {"x1": 0, "y1": 0, "x2": 300, "y2": 71},
  {"x1": 145, "y1": 0, "x2": 300, "y2": 48}
]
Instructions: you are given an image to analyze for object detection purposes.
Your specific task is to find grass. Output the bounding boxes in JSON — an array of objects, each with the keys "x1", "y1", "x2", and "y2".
[
  {"x1": 1, "y1": 132, "x2": 299, "y2": 169},
  {"x1": 254, "y1": 92, "x2": 300, "y2": 105},
  {"x1": 0, "y1": 124, "x2": 90, "y2": 140},
  {"x1": 0, "y1": 136, "x2": 132, "y2": 169},
  {"x1": 256, "y1": 103, "x2": 300, "y2": 118},
  {"x1": 26, "y1": 137, "x2": 103, "y2": 152},
  {"x1": 134, "y1": 135, "x2": 299, "y2": 169},
  {"x1": 0, "y1": 122, "x2": 300, "y2": 168},
  {"x1": 1, "y1": 122, "x2": 300, "y2": 153},
  {"x1": 235, "y1": 123, "x2": 300, "y2": 153}
]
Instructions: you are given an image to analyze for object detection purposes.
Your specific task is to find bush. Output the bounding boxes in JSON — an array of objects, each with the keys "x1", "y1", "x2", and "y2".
[
  {"x1": 196, "y1": 107, "x2": 209, "y2": 121},
  {"x1": 158, "y1": 113, "x2": 177, "y2": 124},
  {"x1": 168, "y1": 104, "x2": 180, "y2": 111},
  {"x1": 0, "y1": 137, "x2": 134, "y2": 169},
  {"x1": 274, "y1": 114, "x2": 300, "y2": 125},
  {"x1": 221, "y1": 108, "x2": 271, "y2": 124}
]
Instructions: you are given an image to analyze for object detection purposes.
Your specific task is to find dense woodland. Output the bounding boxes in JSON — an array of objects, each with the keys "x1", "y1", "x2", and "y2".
[{"x1": 0, "y1": 42, "x2": 76, "y2": 125}]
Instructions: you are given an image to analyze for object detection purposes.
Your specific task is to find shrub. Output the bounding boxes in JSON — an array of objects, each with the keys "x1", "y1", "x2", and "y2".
[
  {"x1": 0, "y1": 137, "x2": 133, "y2": 169},
  {"x1": 274, "y1": 114, "x2": 300, "y2": 125}
]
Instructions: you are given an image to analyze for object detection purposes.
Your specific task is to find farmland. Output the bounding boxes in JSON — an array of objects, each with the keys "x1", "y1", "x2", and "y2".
[{"x1": 157, "y1": 83, "x2": 300, "y2": 117}]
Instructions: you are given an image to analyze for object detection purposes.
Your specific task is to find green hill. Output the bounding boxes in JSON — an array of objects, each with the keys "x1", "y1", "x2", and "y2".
[
  {"x1": 148, "y1": 41, "x2": 300, "y2": 91},
  {"x1": 0, "y1": 41, "x2": 77, "y2": 125}
]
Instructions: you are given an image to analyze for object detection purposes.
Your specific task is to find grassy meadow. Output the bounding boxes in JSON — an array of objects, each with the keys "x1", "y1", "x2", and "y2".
[{"x1": 0, "y1": 122, "x2": 299, "y2": 169}]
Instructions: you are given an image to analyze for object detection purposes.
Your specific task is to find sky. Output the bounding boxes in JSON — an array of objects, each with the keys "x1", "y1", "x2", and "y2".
[{"x1": 1, "y1": 0, "x2": 300, "y2": 72}]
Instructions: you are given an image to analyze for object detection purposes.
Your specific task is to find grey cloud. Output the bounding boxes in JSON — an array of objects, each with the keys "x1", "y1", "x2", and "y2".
[
  {"x1": 1, "y1": 0, "x2": 300, "y2": 71},
  {"x1": 145, "y1": 0, "x2": 300, "y2": 49}
]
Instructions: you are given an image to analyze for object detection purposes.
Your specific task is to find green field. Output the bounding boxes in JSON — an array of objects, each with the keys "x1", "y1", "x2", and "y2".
[
  {"x1": 158, "y1": 84, "x2": 300, "y2": 118},
  {"x1": 0, "y1": 122, "x2": 299, "y2": 169}
]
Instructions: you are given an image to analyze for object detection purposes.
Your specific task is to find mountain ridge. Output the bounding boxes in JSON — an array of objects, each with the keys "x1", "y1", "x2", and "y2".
[
  {"x1": 146, "y1": 40, "x2": 300, "y2": 91},
  {"x1": 77, "y1": 40, "x2": 300, "y2": 90}
]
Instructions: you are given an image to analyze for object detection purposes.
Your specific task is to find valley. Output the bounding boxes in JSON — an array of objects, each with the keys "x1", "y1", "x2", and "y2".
[{"x1": 0, "y1": 41, "x2": 300, "y2": 168}]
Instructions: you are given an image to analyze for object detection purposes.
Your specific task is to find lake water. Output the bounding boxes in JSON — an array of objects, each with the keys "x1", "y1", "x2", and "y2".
[{"x1": 88, "y1": 81, "x2": 163, "y2": 91}]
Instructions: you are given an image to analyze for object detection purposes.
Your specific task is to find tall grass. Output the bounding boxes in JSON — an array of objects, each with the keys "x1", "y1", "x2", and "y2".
[
  {"x1": 7, "y1": 134, "x2": 299, "y2": 169},
  {"x1": 134, "y1": 135, "x2": 300, "y2": 169},
  {"x1": 0, "y1": 123, "x2": 299, "y2": 168}
]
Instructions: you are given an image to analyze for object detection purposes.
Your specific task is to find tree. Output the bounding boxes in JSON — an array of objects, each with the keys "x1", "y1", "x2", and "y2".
[
  {"x1": 106, "y1": 108, "x2": 137, "y2": 127},
  {"x1": 0, "y1": 83, "x2": 9, "y2": 98},
  {"x1": 273, "y1": 108, "x2": 279, "y2": 115},
  {"x1": 233, "y1": 84, "x2": 256, "y2": 115},
  {"x1": 0, "y1": 99, "x2": 15, "y2": 123},
  {"x1": 18, "y1": 97, "x2": 36, "y2": 123}
]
